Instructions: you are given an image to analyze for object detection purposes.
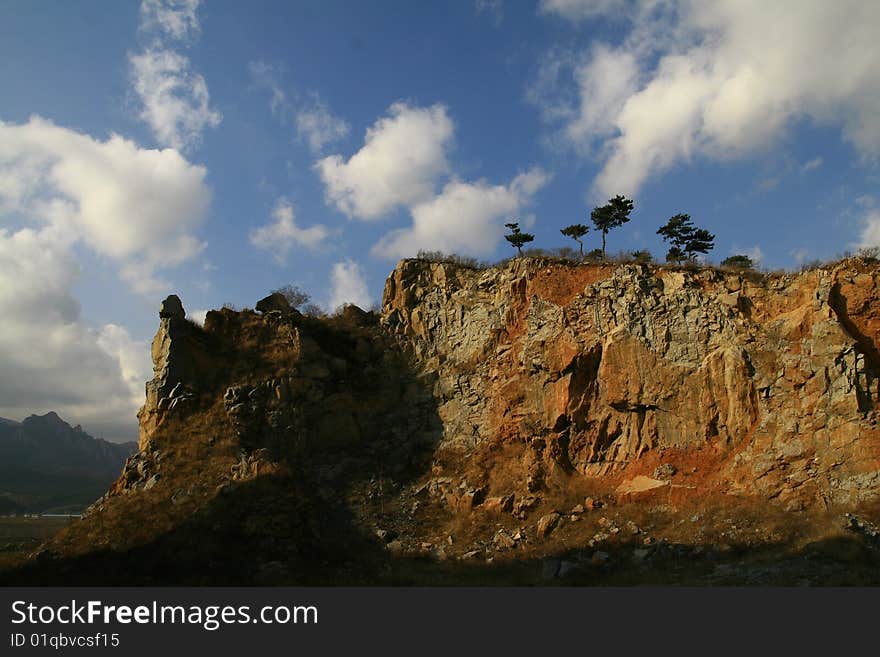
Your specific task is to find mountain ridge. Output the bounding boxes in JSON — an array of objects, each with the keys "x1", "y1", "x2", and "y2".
[{"x1": 0, "y1": 411, "x2": 135, "y2": 514}]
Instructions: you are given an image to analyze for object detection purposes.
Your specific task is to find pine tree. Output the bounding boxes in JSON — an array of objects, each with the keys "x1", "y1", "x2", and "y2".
[
  {"x1": 656, "y1": 213, "x2": 715, "y2": 263},
  {"x1": 560, "y1": 224, "x2": 590, "y2": 257},
  {"x1": 590, "y1": 195, "x2": 634, "y2": 259},
  {"x1": 504, "y1": 222, "x2": 534, "y2": 257}
]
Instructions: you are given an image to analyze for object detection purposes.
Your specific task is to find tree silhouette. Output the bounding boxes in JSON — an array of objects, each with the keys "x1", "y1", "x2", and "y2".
[
  {"x1": 590, "y1": 195, "x2": 634, "y2": 259},
  {"x1": 272, "y1": 284, "x2": 311, "y2": 309},
  {"x1": 560, "y1": 224, "x2": 589, "y2": 257},
  {"x1": 272, "y1": 284, "x2": 322, "y2": 315},
  {"x1": 504, "y1": 222, "x2": 534, "y2": 257},
  {"x1": 657, "y1": 214, "x2": 715, "y2": 263}
]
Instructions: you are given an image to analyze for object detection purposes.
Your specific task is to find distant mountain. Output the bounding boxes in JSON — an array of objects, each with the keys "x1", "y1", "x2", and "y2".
[{"x1": 0, "y1": 412, "x2": 136, "y2": 514}]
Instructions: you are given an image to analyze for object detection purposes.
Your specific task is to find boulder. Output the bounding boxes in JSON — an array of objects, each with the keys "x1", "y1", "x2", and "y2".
[
  {"x1": 484, "y1": 494, "x2": 515, "y2": 514},
  {"x1": 536, "y1": 511, "x2": 562, "y2": 539},
  {"x1": 256, "y1": 292, "x2": 293, "y2": 314}
]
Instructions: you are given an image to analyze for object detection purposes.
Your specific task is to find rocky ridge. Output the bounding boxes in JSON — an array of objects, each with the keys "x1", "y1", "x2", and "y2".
[{"x1": 10, "y1": 257, "x2": 880, "y2": 584}]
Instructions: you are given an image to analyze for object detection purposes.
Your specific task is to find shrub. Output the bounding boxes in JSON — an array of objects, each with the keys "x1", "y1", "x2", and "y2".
[
  {"x1": 720, "y1": 254, "x2": 756, "y2": 270},
  {"x1": 414, "y1": 250, "x2": 484, "y2": 269},
  {"x1": 858, "y1": 246, "x2": 880, "y2": 263}
]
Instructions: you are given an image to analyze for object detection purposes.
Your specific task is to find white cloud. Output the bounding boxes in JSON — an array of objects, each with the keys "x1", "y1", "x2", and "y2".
[
  {"x1": 328, "y1": 260, "x2": 372, "y2": 311},
  {"x1": 296, "y1": 94, "x2": 350, "y2": 155},
  {"x1": 95, "y1": 324, "x2": 152, "y2": 404},
  {"x1": 372, "y1": 168, "x2": 550, "y2": 259},
  {"x1": 532, "y1": 1, "x2": 880, "y2": 199},
  {"x1": 538, "y1": 0, "x2": 629, "y2": 23},
  {"x1": 316, "y1": 102, "x2": 454, "y2": 220},
  {"x1": 801, "y1": 157, "x2": 823, "y2": 172},
  {"x1": 0, "y1": 228, "x2": 150, "y2": 441},
  {"x1": 790, "y1": 247, "x2": 809, "y2": 264},
  {"x1": 548, "y1": 44, "x2": 640, "y2": 155},
  {"x1": 249, "y1": 198, "x2": 329, "y2": 263},
  {"x1": 856, "y1": 194, "x2": 876, "y2": 209},
  {"x1": 248, "y1": 61, "x2": 289, "y2": 117},
  {"x1": 129, "y1": 49, "x2": 221, "y2": 151},
  {"x1": 130, "y1": 1, "x2": 219, "y2": 150},
  {"x1": 248, "y1": 62, "x2": 349, "y2": 155},
  {"x1": 476, "y1": 0, "x2": 503, "y2": 24},
  {"x1": 0, "y1": 116, "x2": 210, "y2": 293},
  {"x1": 187, "y1": 308, "x2": 208, "y2": 325},
  {"x1": 139, "y1": 0, "x2": 201, "y2": 42},
  {"x1": 730, "y1": 244, "x2": 764, "y2": 265},
  {"x1": 859, "y1": 210, "x2": 880, "y2": 249}
]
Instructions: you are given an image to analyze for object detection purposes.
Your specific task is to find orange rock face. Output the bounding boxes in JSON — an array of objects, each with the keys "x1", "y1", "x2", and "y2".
[{"x1": 382, "y1": 258, "x2": 880, "y2": 509}]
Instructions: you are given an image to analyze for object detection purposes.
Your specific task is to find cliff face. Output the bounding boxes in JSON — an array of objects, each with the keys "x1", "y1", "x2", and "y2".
[
  {"x1": 16, "y1": 258, "x2": 880, "y2": 585},
  {"x1": 382, "y1": 259, "x2": 880, "y2": 509}
]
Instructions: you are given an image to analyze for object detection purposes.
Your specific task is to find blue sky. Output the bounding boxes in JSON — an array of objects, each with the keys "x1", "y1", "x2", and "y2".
[{"x1": 1, "y1": 0, "x2": 879, "y2": 440}]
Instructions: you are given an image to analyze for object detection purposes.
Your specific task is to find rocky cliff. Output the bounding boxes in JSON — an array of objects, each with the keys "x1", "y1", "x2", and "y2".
[
  {"x1": 382, "y1": 258, "x2": 880, "y2": 510},
  {"x1": 9, "y1": 257, "x2": 880, "y2": 585}
]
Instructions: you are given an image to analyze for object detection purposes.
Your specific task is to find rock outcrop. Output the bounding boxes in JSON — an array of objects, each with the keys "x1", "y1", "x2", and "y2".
[
  {"x1": 381, "y1": 258, "x2": 880, "y2": 509},
  {"x1": 13, "y1": 256, "x2": 880, "y2": 585}
]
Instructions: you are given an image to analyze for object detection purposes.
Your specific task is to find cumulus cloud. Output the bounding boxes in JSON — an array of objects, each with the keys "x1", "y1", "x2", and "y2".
[
  {"x1": 139, "y1": 0, "x2": 201, "y2": 42},
  {"x1": 0, "y1": 116, "x2": 210, "y2": 293},
  {"x1": 316, "y1": 102, "x2": 454, "y2": 220},
  {"x1": 532, "y1": 1, "x2": 880, "y2": 199},
  {"x1": 130, "y1": 1, "x2": 220, "y2": 150},
  {"x1": 372, "y1": 168, "x2": 550, "y2": 260},
  {"x1": 530, "y1": 44, "x2": 639, "y2": 156},
  {"x1": 0, "y1": 228, "x2": 150, "y2": 441},
  {"x1": 249, "y1": 198, "x2": 329, "y2": 263},
  {"x1": 328, "y1": 260, "x2": 372, "y2": 311},
  {"x1": 129, "y1": 49, "x2": 221, "y2": 151}
]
